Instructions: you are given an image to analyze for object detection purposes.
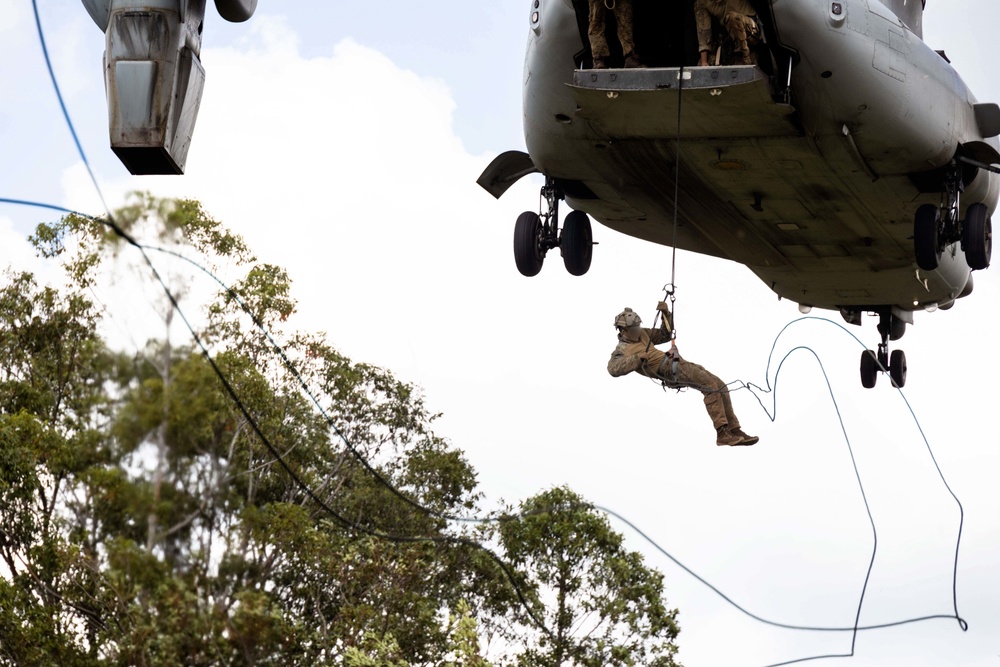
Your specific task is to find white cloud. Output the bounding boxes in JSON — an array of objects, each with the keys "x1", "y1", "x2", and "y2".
[
  {"x1": 0, "y1": 215, "x2": 49, "y2": 279},
  {"x1": 0, "y1": 0, "x2": 21, "y2": 34}
]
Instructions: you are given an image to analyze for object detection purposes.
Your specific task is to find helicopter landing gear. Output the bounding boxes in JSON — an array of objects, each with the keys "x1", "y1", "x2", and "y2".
[
  {"x1": 513, "y1": 178, "x2": 595, "y2": 277},
  {"x1": 859, "y1": 311, "x2": 907, "y2": 389},
  {"x1": 513, "y1": 211, "x2": 545, "y2": 277},
  {"x1": 561, "y1": 210, "x2": 593, "y2": 276},
  {"x1": 913, "y1": 203, "x2": 942, "y2": 271},
  {"x1": 913, "y1": 161, "x2": 993, "y2": 271},
  {"x1": 963, "y1": 202, "x2": 992, "y2": 270}
]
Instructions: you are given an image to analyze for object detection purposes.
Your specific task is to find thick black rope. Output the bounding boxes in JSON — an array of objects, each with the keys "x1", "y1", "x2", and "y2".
[{"x1": 667, "y1": 63, "x2": 683, "y2": 339}]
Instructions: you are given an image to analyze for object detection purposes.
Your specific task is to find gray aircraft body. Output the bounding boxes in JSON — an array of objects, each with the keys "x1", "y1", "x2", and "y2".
[{"x1": 479, "y1": 0, "x2": 1000, "y2": 387}]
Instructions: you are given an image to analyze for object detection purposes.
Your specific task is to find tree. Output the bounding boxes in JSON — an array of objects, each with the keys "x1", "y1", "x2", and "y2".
[
  {"x1": 0, "y1": 194, "x2": 683, "y2": 666},
  {"x1": 494, "y1": 487, "x2": 682, "y2": 667}
]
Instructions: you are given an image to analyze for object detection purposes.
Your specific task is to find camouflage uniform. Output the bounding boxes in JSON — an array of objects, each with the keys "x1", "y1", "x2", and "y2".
[
  {"x1": 608, "y1": 310, "x2": 755, "y2": 445},
  {"x1": 588, "y1": 0, "x2": 638, "y2": 65},
  {"x1": 694, "y1": 0, "x2": 760, "y2": 66}
]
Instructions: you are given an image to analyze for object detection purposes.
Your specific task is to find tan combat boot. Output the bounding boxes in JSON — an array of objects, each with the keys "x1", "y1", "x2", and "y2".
[
  {"x1": 624, "y1": 52, "x2": 644, "y2": 68},
  {"x1": 716, "y1": 425, "x2": 745, "y2": 447},
  {"x1": 731, "y1": 427, "x2": 759, "y2": 446}
]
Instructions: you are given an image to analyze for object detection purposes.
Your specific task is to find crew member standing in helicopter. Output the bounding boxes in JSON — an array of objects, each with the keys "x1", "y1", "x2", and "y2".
[
  {"x1": 694, "y1": 0, "x2": 761, "y2": 66},
  {"x1": 608, "y1": 303, "x2": 758, "y2": 447},
  {"x1": 588, "y1": 0, "x2": 643, "y2": 68}
]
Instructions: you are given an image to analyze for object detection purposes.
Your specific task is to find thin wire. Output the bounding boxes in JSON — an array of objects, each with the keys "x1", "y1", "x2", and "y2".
[
  {"x1": 0, "y1": 196, "x2": 554, "y2": 639},
  {"x1": 142, "y1": 240, "x2": 528, "y2": 526},
  {"x1": 739, "y1": 316, "x2": 968, "y2": 632},
  {"x1": 595, "y1": 321, "x2": 966, "y2": 666},
  {"x1": 30, "y1": 0, "x2": 112, "y2": 216}
]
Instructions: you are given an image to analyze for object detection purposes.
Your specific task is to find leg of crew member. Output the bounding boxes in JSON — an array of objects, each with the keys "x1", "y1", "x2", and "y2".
[
  {"x1": 612, "y1": 0, "x2": 643, "y2": 68},
  {"x1": 723, "y1": 10, "x2": 759, "y2": 65},
  {"x1": 588, "y1": 0, "x2": 610, "y2": 68}
]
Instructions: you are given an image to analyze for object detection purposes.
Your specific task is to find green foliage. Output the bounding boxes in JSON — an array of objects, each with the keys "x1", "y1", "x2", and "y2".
[
  {"x1": 110, "y1": 191, "x2": 255, "y2": 267},
  {"x1": 444, "y1": 600, "x2": 492, "y2": 667},
  {"x1": 0, "y1": 194, "x2": 684, "y2": 667},
  {"x1": 495, "y1": 487, "x2": 682, "y2": 667},
  {"x1": 344, "y1": 632, "x2": 409, "y2": 667}
]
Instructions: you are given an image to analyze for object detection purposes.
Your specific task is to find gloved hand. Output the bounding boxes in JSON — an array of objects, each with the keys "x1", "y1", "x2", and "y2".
[{"x1": 655, "y1": 301, "x2": 671, "y2": 313}]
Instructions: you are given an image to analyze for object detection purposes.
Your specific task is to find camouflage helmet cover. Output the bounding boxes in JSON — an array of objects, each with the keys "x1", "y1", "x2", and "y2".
[{"x1": 614, "y1": 307, "x2": 641, "y2": 328}]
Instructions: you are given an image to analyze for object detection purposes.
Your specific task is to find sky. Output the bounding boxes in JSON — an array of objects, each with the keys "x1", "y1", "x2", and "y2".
[{"x1": 1, "y1": 1, "x2": 998, "y2": 665}]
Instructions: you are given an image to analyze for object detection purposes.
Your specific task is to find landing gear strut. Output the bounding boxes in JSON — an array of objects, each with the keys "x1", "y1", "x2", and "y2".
[
  {"x1": 859, "y1": 311, "x2": 907, "y2": 389},
  {"x1": 513, "y1": 178, "x2": 594, "y2": 277},
  {"x1": 913, "y1": 160, "x2": 992, "y2": 271}
]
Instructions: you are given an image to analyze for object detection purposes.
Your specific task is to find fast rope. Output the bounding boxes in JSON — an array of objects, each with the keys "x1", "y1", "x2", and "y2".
[
  {"x1": 645, "y1": 64, "x2": 684, "y2": 384},
  {"x1": 649, "y1": 62, "x2": 684, "y2": 328},
  {"x1": 666, "y1": 62, "x2": 684, "y2": 343}
]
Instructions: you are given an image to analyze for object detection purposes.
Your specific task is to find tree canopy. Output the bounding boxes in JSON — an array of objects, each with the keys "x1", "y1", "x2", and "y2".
[{"x1": 0, "y1": 194, "x2": 682, "y2": 666}]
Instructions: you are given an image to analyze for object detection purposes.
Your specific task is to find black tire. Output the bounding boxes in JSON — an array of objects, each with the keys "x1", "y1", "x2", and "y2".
[
  {"x1": 514, "y1": 211, "x2": 544, "y2": 277},
  {"x1": 890, "y1": 349, "x2": 907, "y2": 388},
  {"x1": 914, "y1": 204, "x2": 941, "y2": 271},
  {"x1": 963, "y1": 203, "x2": 992, "y2": 270},
  {"x1": 561, "y1": 210, "x2": 593, "y2": 276},
  {"x1": 860, "y1": 350, "x2": 878, "y2": 389}
]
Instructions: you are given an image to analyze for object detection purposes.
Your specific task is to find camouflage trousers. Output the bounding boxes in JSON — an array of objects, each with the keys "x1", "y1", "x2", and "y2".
[
  {"x1": 662, "y1": 359, "x2": 740, "y2": 431},
  {"x1": 588, "y1": 0, "x2": 635, "y2": 59},
  {"x1": 722, "y1": 11, "x2": 760, "y2": 65}
]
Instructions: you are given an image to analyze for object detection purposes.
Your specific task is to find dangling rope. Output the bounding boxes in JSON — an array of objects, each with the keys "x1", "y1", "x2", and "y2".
[
  {"x1": 650, "y1": 63, "x2": 684, "y2": 346},
  {"x1": 666, "y1": 63, "x2": 683, "y2": 343},
  {"x1": 642, "y1": 65, "x2": 685, "y2": 391},
  {"x1": 653, "y1": 64, "x2": 684, "y2": 334}
]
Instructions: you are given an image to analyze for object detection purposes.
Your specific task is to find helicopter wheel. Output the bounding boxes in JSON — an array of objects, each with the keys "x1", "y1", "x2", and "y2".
[
  {"x1": 860, "y1": 350, "x2": 878, "y2": 389},
  {"x1": 889, "y1": 349, "x2": 907, "y2": 388},
  {"x1": 963, "y1": 203, "x2": 992, "y2": 270},
  {"x1": 514, "y1": 211, "x2": 545, "y2": 277},
  {"x1": 914, "y1": 204, "x2": 942, "y2": 271},
  {"x1": 561, "y1": 210, "x2": 593, "y2": 276}
]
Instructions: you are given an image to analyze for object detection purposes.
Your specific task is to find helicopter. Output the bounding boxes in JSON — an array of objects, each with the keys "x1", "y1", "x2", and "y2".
[{"x1": 478, "y1": 0, "x2": 1000, "y2": 388}]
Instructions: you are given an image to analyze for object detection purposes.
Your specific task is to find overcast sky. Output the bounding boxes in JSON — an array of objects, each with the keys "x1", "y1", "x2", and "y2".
[{"x1": 1, "y1": 1, "x2": 998, "y2": 665}]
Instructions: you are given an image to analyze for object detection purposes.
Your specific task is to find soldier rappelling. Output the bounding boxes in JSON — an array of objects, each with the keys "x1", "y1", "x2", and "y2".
[{"x1": 607, "y1": 304, "x2": 758, "y2": 447}]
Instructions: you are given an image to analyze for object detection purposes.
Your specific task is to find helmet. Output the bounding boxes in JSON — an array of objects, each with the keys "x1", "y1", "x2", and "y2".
[{"x1": 614, "y1": 307, "x2": 641, "y2": 328}]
